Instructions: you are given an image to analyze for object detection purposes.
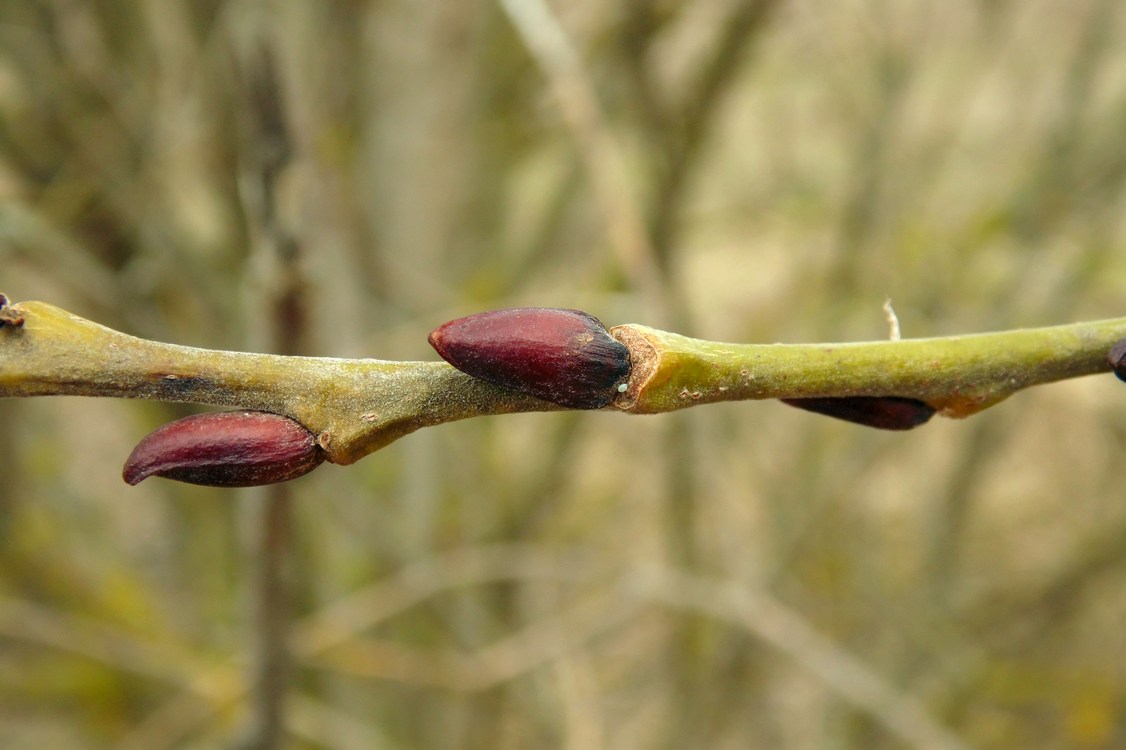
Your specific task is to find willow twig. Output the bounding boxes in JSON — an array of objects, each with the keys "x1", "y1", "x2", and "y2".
[{"x1": 1, "y1": 295, "x2": 1124, "y2": 468}]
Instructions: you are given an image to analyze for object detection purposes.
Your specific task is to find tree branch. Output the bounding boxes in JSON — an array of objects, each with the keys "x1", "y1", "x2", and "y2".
[
  {"x1": 610, "y1": 318, "x2": 1126, "y2": 418},
  {"x1": 0, "y1": 297, "x2": 556, "y2": 465},
  {"x1": 2, "y1": 295, "x2": 1123, "y2": 470}
]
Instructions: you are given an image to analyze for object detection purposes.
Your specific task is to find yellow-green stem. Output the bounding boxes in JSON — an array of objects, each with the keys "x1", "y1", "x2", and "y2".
[
  {"x1": 611, "y1": 320, "x2": 1126, "y2": 417},
  {"x1": 0, "y1": 300, "x2": 555, "y2": 464},
  {"x1": 2, "y1": 298, "x2": 1124, "y2": 467}
]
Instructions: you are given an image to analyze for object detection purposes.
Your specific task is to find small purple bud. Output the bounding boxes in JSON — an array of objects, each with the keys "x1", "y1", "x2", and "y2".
[
  {"x1": 781, "y1": 396, "x2": 935, "y2": 431},
  {"x1": 1109, "y1": 338, "x2": 1126, "y2": 383},
  {"x1": 123, "y1": 411, "x2": 324, "y2": 487},
  {"x1": 429, "y1": 308, "x2": 631, "y2": 409}
]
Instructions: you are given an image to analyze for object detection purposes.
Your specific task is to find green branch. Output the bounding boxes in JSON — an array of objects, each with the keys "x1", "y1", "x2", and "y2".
[
  {"x1": 610, "y1": 319, "x2": 1126, "y2": 418},
  {"x1": 1, "y1": 295, "x2": 1123, "y2": 472},
  {"x1": 0, "y1": 298, "x2": 556, "y2": 465}
]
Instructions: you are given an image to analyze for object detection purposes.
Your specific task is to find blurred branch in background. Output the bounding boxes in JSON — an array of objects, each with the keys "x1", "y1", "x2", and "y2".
[
  {"x1": 497, "y1": 0, "x2": 663, "y2": 307},
  {"x1": 233, "y1": 28, "x2": 302, "y2": 750},
  {"x1": 612, "y1": 3, "x2": 781, "y2": 743},
  {"x1": 1, "y1": 545, "x2": 969, "y2": 749}
]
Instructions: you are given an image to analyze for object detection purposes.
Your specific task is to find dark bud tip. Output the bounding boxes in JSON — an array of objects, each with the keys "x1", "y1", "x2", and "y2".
[
  {"x1": 0, "y1": 293, "x2": 24, "y2": 328},
  {"x1": 429, "y1": 307, "x2": 632, "y2": 409},
  {"x1": 1109, "y1": 338, "x2": 1126, "y2": 383},
  {"x1": 123, "y1": 411, "x2": 324, "y2": 487},
  {"x1": 781, "y1": 396, "x2": 936, "y2": 431}
]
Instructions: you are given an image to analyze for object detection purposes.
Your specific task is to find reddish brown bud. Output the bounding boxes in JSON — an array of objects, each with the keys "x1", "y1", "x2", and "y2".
[
  {"x1": 123, "y1": 411, "x2": 324, "y2": 487},
  {"x1": 781, "y1": 396, "x2": 935, "y2": 431},
  {"x1": 429, "y1": 308, "x2": 631, "y2": 409},
  {"x1": 1109, "y1": 338, "x2": 1126, "y2": 383}
]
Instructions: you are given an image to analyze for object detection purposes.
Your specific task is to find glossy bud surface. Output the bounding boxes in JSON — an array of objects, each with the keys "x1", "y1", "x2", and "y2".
[
  {"x1": 429, "y1": 308, "x2": 631, "y2": 409},
  {"x1": 123, "y1": 411, "x2": 324, "y2": 487}
]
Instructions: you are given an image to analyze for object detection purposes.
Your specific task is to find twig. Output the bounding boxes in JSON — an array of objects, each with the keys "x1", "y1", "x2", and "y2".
[
  {"x1": 631, "y1": 565, "x2": 970, "y2": 750},
  {"x1": 649, "y1": 0, "x2": 781, "y2": 267},
  {"x1": 237, "y1": 36, "x2": 301, "y2": 750},
  {"x1": 884, "y1": 298, "x2": 901, "y2": 341},
  {"x1": 298, "y1": 544, "x2": 970, "y2": 750},
  {"x1": 2, "y1": 542, "x2": 984, "y2": 749},
  {"x1": 496, "y1": 0, "x2": 663, "y2": 302},
  {"x1": 610, "y1": 319, "x2": 1126, "y2": 417},
  {"x1": 247, "y1": 486, "x2": 292, "y2": 750},
  {"x1": 0, "y1": 297, "x2": 556, "y2": 464},
  {"x1": 2, "y1": 296, "x2": 1124, "y2": 464}
]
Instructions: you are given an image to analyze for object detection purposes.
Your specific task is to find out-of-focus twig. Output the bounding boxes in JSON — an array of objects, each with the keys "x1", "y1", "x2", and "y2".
[
  {"x1": 298, "y1": 544, "x2": 971, "y2": 750},
  {"x1": 236, "y1": 37, "x2": 300, "y2": 750},
  {"x1": 496, "y1": 0, "x2": 664, "y2": 305},
  {"x1": 649, "y1": 0, "x2": 781, "y2": 269}
]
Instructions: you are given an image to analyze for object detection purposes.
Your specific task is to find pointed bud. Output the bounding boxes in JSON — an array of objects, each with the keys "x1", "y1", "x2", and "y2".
[
  {"x1": 429, "y1": 308, "x2": 631, "y2": 409},
  {"x1": 1109, "y1": 338, "x2": 1126, "y2": 383},
  {"x1": 781, "y1": 396, "x2": 935, "y2": 431},
  {"x1": 123, "y1": 411, "x2": 324, "y2": 487}
]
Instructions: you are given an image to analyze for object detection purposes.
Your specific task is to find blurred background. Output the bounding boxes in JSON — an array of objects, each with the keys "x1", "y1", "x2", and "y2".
[{"x1": 2, "y1": 1, "x2": 1126, "y2": 748}]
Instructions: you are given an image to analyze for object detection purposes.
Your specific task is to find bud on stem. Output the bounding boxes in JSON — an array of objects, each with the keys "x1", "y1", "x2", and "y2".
[
  {"x1": 123, "y1": 411, "x2": 324, "y2": 487},
  {"x1": 781, "y1": 396, "x2": 935, "y2": 430},
  {"x1": 429, "y1": 308, "x2": 631, "y2": 409},
  {"x1": 1109, "y1": 338, "x2": 1126, "y2": 383}
]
